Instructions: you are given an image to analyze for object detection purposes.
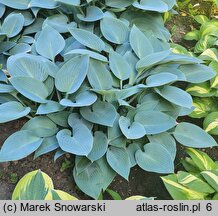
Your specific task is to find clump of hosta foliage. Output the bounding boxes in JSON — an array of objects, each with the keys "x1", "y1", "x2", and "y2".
[
  {"x1": 0, "y1": 0, "x2": 217, "y2": 199},
  {"x1": 184, "y1": 15, "x2": 218, "y2": 135},
  {"x1": 162, "y1": 148, "x2": 218, "y2": 200}
]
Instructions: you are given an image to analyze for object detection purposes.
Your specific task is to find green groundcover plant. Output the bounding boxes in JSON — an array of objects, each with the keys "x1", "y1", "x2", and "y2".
[
  {"x1": 184, "y1": 15, "x2": 218, "y2": 135},
  {"x1": 162, "y1": 148, "x2": 218, "y2": 200},
  {"x1": 0, "y1": 0, "x2": 217, "y2": 199}
]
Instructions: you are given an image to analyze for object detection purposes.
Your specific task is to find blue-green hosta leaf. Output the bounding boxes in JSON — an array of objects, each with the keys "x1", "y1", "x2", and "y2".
[
  {"x1": 108, "y1": 114, "x2": 122, "y2": 141},
  {"x1": 105, "y1": 0, "x2": 135, "y2": 8},
  {"x1": 133, "y1": 0, "x2": 169, "y2": 12},
  {"x1": 47, "y1": 111, "x2": 70, "y2": 127},
  {"x1": 135, "y1": 111, "x2": 176, "y2": 135},
  {"x1": 0, "y1": 4, "x2": 5, "y2": 18},
  {"x1": 179, "y1": 64, "x2": 216, "y2": 83},
  {"x1": 0, "y1": 101, "x2": 31, "y2": 123},
  {"x1": 106, "y1": 146, "x2": 130, "y2": 180},
  {"x1": 109, "y1": 51, "x2": 132, "y2": 80},
  {"x1": 0, "y1": 130, "x2": 43, "y2": 162},
  {"x1": 60, "y1": 91, "x2": 97, "y2": 107},
  {"x1": 56, "y1": 125, "x2": 93, "y2": 156},
  {"x1": 155, "y1": 86, "x2": 193, "y2": 109},
  {"x1": 136, "y1": 142, "x2": 174, "y2": 174},
  {"x1": 87, "y1": 131, "x2": 108, "y2": 162},
  {"x1": 29, "y1": 0, "x2": 58, "y2": 9},
  {"x1": 201, "y1": 171, "x2": 218, "y2": 192},
  {"x1": 130, "y1": 25, "x2": 153, "y2": 59},
  {"x1": 0, "y1": 84, "x2": 15, "y2": 93},
  {"x1": 87, "y1": 59, "x2": 113, "y2": 90},
  {"x1": 159, "y1": 54, "x2": 203, "y2": 65},
  {"x1": 8, "y1": 43, "x2": 31, "y2": 55},
  {"x1": 73, "y1": 157, "x2": 116, "y2": 199},
  {"x1": 43, "y1": 14, "x2": 75, "y2": 33},
  {"x1": 55, "y1": 55, "x2": 89, "y2": 94},
  {"x1": 10, "y1": 77, "x2": 49, "y2": 103},
  {"x1": 69, "y1": 28, "x2": 105, "y2": 52},
  {"x1": 68, "y1": 113, "x2": 93, "y2": 130},
  {"x1": 0, "y1": 70, "x2": 7, "y2": 82},
  {"x1": 36, "y1": 26, "x2": 65, "y2": 61},
  {"x1": 7, "y1": 54, "x2": 49, "y2": 81},
  {"x1": 100, "y1": 17, "x2": 130, "y2": 44},
  {"x1": 55, "y1": 0, "x2": 80, "y2": 6},
  {"x1": 148, "y1": 132, "x2": 176, "y2": 160},
  {"x1": 23, "y1": 18, "x2": 44, "y2": 35},
  {"x1": 34, "y1": 136, "x2": 59, "y2": 159},
  {"x1": 77, "y1": 6, "x2": 103, "y2": 22},
  {"x1": 36, "y1": 100, "x2": 65, "y2": 115},
  {"x1": 65, "y1": 49, "x2": 108, "y2": 62},
  {"x1": 177, "y1": 171, "x2": 215, "y2": 194},
  {"x1": 0, "y1": 0, "x2": 30, "y2": 9},
  {"x1": 174, "y1": 122, "x2": 217, "y2": 148},
  {"x1": 127, "y1": 142, "x2": 143, "y2": 167},
  {"x1": 80, "y1": 101, "x2": 117, "y2": 127},
  {"x1": 1, "y1": 13, "x2": 24, "y2": 38},
  {"x1": 0, "y1": 41, "x2": 16, "y2": 53},
  {"x1": 146, "y1": 73, "x2": 178, "y2": 87},
  {"x1": 75, "y1": 156, "x2": 92, "y2": 175},
  {"x1": 119, "y1": 116, "x2": 146, "y2": 139},
  {"x1": 136, "y1": 50, "x2": 171, "y2": 73},
  {"x1": 22, "y1": 116, "x2": 59, "y2": 138}
]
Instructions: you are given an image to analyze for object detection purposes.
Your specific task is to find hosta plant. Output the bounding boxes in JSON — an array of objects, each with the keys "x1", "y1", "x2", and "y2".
[
  {"x1": 162, "y1": 148, "x2": 218, "y2": 200},
  {"x1": 0, "y1": 0, "x2": 217, "y2": 199},
  {"x1": 184, "y1": 15, "x2": 218, "y2": 135},
  {"x1": 12, "y1": 170, "x2": 78, "y2": 200}
]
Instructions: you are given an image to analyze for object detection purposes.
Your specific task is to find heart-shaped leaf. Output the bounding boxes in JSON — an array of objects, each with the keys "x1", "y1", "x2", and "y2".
[
  {"x1": 80, "y1": 101, "x2": 117, "y2": 127},
  {"x1": 130, "y1": 25, "x2": 153, "y2": 59},
  {"x1": 146, "y1": 73, "x2": 178, "y2": 87},
  {"x1": 136, "y1": 142, "x2": 174, "y2": 173},
  {"x1": 106, "y1": 146, "x2": 130, "y2": 180},
  {"x1": 135, "y1": 111, "x2": 176, "y2": 134},
  {"x1": 0, "y1": 130, "x2": 43, "y2": 162},
  {"x1": 119, "y1": 116, "x2": 146, "y2": 139},
  {"x1": 56, "y1": 124, "x2": 93, "y2": 156},
  {"x1": 87, "y1": 59, "x2": 113, "y2": 90},
  {"x1": 22, "y1": 116, "x2": 59, "y2": 138},
  {"x1": 34, "y1": 136, "x2": 59, "y2": 159},
  {"x1": 69, "y1": 28, "x2": 105, "y2": 52},
  {"x1": 87, "y1": 131, "x2": 108, "y2": 162},
  {"x1": 35, "y1": 25, "x2": 65, "y2": 61},
  {"x1": 174, "y1": 122, "x2": 217, "y2": 148},
  {"x1": 73, "y1": 157, "x2": 116, "y2": 199},
  {"x1": 55, "y1": 55, "x2": 89, "y2": 94},
  {"x1": 77, "y1": 6, "x2": 103, "y2": 22},
  {"x1": 109, "y1": 51, "x2": 132, "y2": 80},
  {"x1": 155, "y1": 86, "x2": 193, "y2": 108},
  {"x1": 10, "y1": 77, "x2": 49, "y2": 103},
  {"x1": 7, "y1": 53, "x2": 49, "y2": 81},
  {"x1": 36, "y1": 100, "x2": 65, "y2": 115},
  {"x1": 2, "y1": 13, "x2": 24, "y2": 38},
  {"x1": 100, "y1": 17, "x2": 130, "y2": 44},
  {"x1": 60, "y1": 91, "x2": 97, "y2": 107},
  {"x1": 0, "y1": 101, "x2": 31, "y2": 123}
]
